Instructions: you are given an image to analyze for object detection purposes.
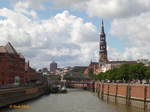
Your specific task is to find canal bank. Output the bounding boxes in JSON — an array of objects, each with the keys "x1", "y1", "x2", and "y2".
[
  {"x1": 95, "y1": 82, "x2": 150, "y2": 111},
  {"x1": 0, "y1": 83, "x2": 49, "y2": 108},
  {"x1": 1, "y1": 89, "x2": 144, "y2": 112}
]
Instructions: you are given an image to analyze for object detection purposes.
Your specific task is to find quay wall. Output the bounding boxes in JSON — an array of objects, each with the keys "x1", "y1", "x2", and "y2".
[
  {"x1": 95, "y1": 82, "x2": 150, "y2": 111},
  {"x1": 69, "y1": 82, "x2": 94, "y2": 91},
  {"x1": 0, "y1": 84, "x2": 47, "y2": 108}
]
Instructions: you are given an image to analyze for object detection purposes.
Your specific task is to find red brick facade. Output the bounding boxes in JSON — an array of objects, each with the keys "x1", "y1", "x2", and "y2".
[
  {"x1": 0, "y1": 42, "x2": 41, "y2": 86},
  {"x1": 83, "y1": 62, "x2": 100, "y2": 76},
  {"x1": 25, "y1": 62, "x2": 40, "y2": 83},
  {"x1": 0, "y1": 54, "x2": 26, "y2": 85},
  {"x1": 0, "y1": 43, "x2": 26, "y2": 85},
  {"x1": 95, "y1": 82, "x2": 150, "y2": 99}
]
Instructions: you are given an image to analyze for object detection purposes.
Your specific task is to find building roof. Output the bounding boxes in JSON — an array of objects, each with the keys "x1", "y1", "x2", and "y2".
[
  {"x1": 0, "y1": 46, "x2": 6, "y2": 53},
  {"x1": 90, "y1": 62, "x2": 99, "y2": 66},
  {"x1": 50, "y1": 61, "x2": 57, "y2": 65},
  {"x1": 108, "y1": 61, "x2": 137, "y2": 64},
  {"x1": 0, "y1": 42, "x2": 17, "y2": 54},
  {"x1": 25, "y1": 61, "x2": 36, "y2": 72},
  {"x1": 73, "y1": 66, "x2": 87, "y2": 68}
]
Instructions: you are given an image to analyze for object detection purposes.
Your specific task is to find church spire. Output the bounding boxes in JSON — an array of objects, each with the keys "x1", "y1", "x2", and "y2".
[
  {"x1": 102, "y1": 19, "x2": 104, "y2": 25},
  {"x1": 101, "y1": 19, "x2": 104, "y2": 33},
  {"x1": 99, "y1": 19, "x2": 108, "y2": 64}
]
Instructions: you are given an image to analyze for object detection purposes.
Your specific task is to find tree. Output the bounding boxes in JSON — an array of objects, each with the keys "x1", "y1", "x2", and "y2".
[
  {"x1": 88, "y1": 69, "x2": 97, "y2": 80},
  {"x1": 128, "y1": 64, "x2": 137, "y2": 80},
  {"x1": 129, "y1": 63, "x2": 146, "y2": 83},
  {"x1": 88, "y1": 63, "x2": 148, "y2": 83},
  {"x1": 117, "y1": 64, "x2": 131, "y2": 82},
  {"x1": 97, "y1": 72, "x2": 106, "y2": 81},
  {"x1": 105, "y1": 68, "x2": 118, "y2": 81},
  {"x1": 145, "y1": 66, "x2": 150, "y2": 83}
]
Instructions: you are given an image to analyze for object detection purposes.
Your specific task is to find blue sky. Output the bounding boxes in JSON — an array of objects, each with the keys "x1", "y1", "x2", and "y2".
[
  {"x1": 0, "y1": 0, "x2": 150, "y2": 69},
  {"x1": 0, "y1": 0, "x2": 11, "y2": 8}
]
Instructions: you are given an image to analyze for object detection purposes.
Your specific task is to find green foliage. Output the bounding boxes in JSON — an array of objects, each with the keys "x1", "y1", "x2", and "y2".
[
  {"x1": 130, "y1": 63, "x2": 146, "y2": 81},
  {"x1": 89, "y1": 63, "x2": 150, "y2": 83},
  {"x1": 145, "y1": 66, "x2": 150, "y2": 83},
  {"x1": 88, "y1": 69, "x2": 101, "y2": 80},
  {"x1": 88, "y1": 69, "x2": 97, "y2": 79}
]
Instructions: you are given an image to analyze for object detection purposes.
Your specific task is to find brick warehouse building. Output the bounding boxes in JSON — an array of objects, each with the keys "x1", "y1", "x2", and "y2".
[
  {"x1": 0, "y1": 42, "x2": 40, "y2": 85},
  {"x1": 25, "y1": 61, "x2": 43, "y2": 83}
]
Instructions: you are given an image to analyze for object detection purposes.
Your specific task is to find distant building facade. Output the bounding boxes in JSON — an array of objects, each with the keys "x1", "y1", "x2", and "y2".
[
  {"x1": 25, "y1": 61, "x2": 43, "y2": 83},
  {"x1": 50, "y1": 61, "x2": 57, "y2": 72},
  {"x1": 41, "y1": 67, "x2": 49, "y2": 76},
  {"x1": 84, "y1": 62, "x2": 100, "y2": 75},
  {"x1": 137, "y1": 59, "x2": 150, "y2": 66},
  {"x1": 60, "y1": 66, "x2": 88, "y2": 80}
]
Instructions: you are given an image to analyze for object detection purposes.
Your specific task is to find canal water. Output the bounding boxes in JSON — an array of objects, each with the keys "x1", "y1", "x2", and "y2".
[{"x1": 1, "y1": 89, "x2": 144, "y2": 112}]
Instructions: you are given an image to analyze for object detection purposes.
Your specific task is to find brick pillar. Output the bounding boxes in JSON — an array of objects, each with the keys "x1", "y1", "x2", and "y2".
[
  {"x1": 126, "y1": 84, "x2": 131, "y2": 106},
  {"x1": 98, "y1": 84, "x2": 100, "y2": 98},
  {"x1": 144, "y1": 86, "x2": 147, "y2": 111},
  {"x1": 107, "y1": 84, "x2": 110, "y2": 102},
  {"x1": 115, "y1": 84, "x2": 118, "y2": 104},
  {"x1": 92, "y1": 81, "x2": 95, "y2": 92},
  {"x1": 101, "y1": 83, "x2": 104, "y2": 100}
]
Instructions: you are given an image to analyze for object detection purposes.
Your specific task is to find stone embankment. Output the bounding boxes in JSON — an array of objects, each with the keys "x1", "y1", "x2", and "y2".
[{"x1": 0, "y1": 84, "x2": 49, "y2": 108}]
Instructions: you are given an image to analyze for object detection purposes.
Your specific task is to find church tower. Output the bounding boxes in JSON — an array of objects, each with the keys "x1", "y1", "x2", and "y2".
[{"x1": 99, "y1": 20, "x2": 108, "y2": 64}]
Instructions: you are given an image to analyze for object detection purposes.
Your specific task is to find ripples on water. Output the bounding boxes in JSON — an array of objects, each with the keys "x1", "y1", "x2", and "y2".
[{"x1": 0, "y1": 89, "x2": 145, "y2": 112}]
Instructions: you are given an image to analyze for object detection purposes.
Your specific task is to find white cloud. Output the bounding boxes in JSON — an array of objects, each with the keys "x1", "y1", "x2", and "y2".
[
  {"x1": 85, "y1": 0, "x2": 150, "y2": 18},
  {"x1": 0, "y1": 8, "x2": 30, "y2": 23},
  {"x1": 14, "y1": 1, "x2": 37, "y2": 18},
  {"x1": 12, "y1": 0, "x2": 48, "y2": 10},
  {"x1": 0, "y1": 9, "x2": 98, "y2": 68},
  {"x1": 109, "y1": 12, "x2": 150, "y2": 61},
  {"x1": 12, "y1": 0, "x2": 150, "y2": 18}
]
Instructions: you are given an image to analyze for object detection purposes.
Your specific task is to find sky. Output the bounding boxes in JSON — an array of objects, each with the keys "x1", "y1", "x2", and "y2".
[{"x1": 0, "y1": 0, "x2": 150, "y2": 69}]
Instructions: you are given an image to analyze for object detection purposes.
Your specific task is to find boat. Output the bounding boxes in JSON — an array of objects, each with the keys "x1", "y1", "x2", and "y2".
[{"x1": 59, "y1": 86, "x2": 67, "y2": 93}]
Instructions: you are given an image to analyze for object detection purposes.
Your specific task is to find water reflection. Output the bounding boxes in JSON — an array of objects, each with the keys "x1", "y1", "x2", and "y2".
[{"x1": 0, "y1": 89, "x2": 145, "y2": 112}]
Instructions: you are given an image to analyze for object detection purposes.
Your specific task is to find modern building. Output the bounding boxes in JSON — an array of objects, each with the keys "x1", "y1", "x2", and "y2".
[{"x1": 50, "y1": 61, "x2": 57, "y2": 72}]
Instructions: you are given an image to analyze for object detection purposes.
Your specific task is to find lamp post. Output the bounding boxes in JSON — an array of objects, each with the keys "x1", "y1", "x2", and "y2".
[
  {"x1": 61, "y1": 72, "x2": 64, "y2": 82},
  {"x1": 61, "y1": 70, "x2": 66, "y2": 87}
]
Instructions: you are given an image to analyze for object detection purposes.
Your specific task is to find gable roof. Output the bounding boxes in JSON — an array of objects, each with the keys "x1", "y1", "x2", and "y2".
[
  {"x1": 0, "y1": 46, "x2": 6, "y2": 53},
  {"x1": 0, "y1": 42, "x2": 17, "y2": 54},
  {"x1": 5, "y1": 42, "x2": 17, "y2": 54}
]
